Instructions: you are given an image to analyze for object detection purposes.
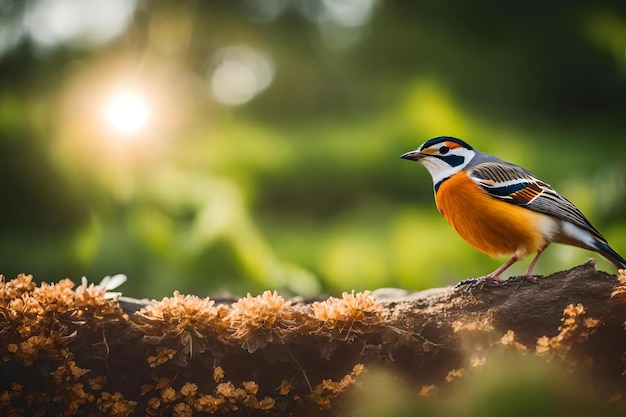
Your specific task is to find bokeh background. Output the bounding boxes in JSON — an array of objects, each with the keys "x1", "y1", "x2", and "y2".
[{"x1": 0, "y1": 0, "x2": 625, "y2": 299}]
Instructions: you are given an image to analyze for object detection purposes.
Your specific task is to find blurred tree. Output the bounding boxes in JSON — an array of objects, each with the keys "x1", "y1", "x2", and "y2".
[{"x1": 0, "y1": 0, "x2": 623, "y2": 297}]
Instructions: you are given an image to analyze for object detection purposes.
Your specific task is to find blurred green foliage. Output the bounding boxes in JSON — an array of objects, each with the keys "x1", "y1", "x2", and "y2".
[
  {"x1": 0, "y1": 0, "x2": 624, "y2": 299},
  {"x1": 347, "y1": 354, "x2": 626, "y2": 417}
]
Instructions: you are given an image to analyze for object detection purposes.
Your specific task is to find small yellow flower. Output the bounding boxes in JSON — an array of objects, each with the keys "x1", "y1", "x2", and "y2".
[
  {"x1": 418, "y1": 384, "x2": 437, "y2": 397},
  {"x1": 216, "y1": 382, "x2": 235, "y2": 397},
  {"x1": 258, "y1": 396, "x2": 275, "y2": 410},
  {"x1": 278, "y1": 380, "x2": 292, "y2": 395},
  {"x1": 155, "y1": 377, "x2": 171, "y2": 390},
  {"x1": 536, "y1": 336, "x2": 551, "y2": 354},
  {"x1": 469, "y1": 356, "x2": 486, "y2": 367},
  {"x1": 445, "y1": 368, "x2": 465, "y2": 382},
  {"x1": 213, "y1": 366, "x2": 224, "y2": 382},
  {"x1": 180, "y1": 383, "x2": 198, "y2": 397},
  {"x1": 161, "y1": 387, "x2": 176, "y2": 402},
  {"x1": 172, "y1": 402, "x2": 193, "y2": 417},
  {"x1": 147, "y1": 397, "x2": 161, "y2": 410},
  {"x1": 242, "y1": 381, "x2": 258, "y2": 395},
  {"x1": 140, "y1": 384, "x2": 154, "y2": 396},
  {"x1": 88, "y1": 376, "x2": 108, "y2": 391}
]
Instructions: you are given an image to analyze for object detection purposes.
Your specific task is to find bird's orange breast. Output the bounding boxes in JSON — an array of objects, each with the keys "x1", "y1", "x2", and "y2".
[{"x1": 434, "y1": 171, "x2": 550, "y2": 258}]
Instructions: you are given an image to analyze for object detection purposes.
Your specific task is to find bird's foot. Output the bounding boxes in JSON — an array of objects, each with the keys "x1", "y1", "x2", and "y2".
[
  {"x1": 523, "y1": 274, "x2": 540, "y2": 283},
  {"x1": 505, "y1": 274, "x2": 542, "y2": 290},
  {"x1": 455, "y1": 276, "x2": 503, "y2": 291}
]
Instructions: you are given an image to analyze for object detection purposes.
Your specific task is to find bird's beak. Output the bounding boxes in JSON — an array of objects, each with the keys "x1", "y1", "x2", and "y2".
[{"x1": 400, "y1": 150, "x2": 422, "y2": 161}]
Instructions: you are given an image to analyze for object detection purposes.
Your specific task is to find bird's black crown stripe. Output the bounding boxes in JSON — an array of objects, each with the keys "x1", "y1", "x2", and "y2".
[{"x1": 422, "y1": 136, "x2": 473, "y2": 151}]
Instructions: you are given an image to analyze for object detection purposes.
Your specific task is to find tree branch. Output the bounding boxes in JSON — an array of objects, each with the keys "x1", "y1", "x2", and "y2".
[{"x1": 1, "y1": 261, "x2": 625, "y2": 416}]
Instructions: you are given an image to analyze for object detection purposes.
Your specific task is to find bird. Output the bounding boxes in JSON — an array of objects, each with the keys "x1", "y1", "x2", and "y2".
[{"x1": 401, "y1": 136, "x2": 626, "y2": 285}]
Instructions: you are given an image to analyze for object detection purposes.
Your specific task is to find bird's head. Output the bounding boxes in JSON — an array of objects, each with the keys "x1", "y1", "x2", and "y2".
[{"x1": 401, "y1": 136, "x2": 476, "y2": 185}]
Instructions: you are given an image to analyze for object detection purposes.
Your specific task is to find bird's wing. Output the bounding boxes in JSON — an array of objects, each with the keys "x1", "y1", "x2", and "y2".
[{"x1": 467, "y1": 161, "x2": 606, "y2": 241}]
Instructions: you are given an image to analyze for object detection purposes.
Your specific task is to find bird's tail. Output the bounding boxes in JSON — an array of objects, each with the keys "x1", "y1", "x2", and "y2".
[{"x1": 594, "y1": 240, "x2": 626, "y2": 270}]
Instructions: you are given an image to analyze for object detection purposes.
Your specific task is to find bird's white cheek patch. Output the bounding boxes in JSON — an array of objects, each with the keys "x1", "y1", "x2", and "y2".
[{"x1": 419, "y1": 158, "x2": 457, "y2": 186}]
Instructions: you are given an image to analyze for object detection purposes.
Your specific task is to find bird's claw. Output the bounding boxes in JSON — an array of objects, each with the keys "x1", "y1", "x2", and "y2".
[
  {"x1": 455, "y1": 275, "x2": 542, "y2": 292},
  {"x1": 509, "y1": 274, "x2": 541, "y2": 290},
  {"x1": 522, "y1": 275, "x2": 540, "y2": 283},
  {"x1": 455, "y1": 277, "x2": 503, "y2": 292}
]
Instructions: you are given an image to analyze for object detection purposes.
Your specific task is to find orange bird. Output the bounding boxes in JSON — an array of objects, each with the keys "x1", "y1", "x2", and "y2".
[{"x1": 402, "y1": 136, "x2": 626, "y2": 285}]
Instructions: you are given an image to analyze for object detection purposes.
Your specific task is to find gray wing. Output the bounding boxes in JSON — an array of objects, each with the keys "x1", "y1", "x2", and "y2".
[{"x1": 467, "y1": 161, "x2": 606, "y2": 242}]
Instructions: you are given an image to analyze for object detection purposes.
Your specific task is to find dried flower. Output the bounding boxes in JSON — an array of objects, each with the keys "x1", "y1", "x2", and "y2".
[
  {"x1": 97, "y1": 392, "x2": 137, "y2": 417},
  {"x1": 242, "y1": 381, "x2": 258, "y2": 395},
  {"x1": 73, "y1": 282, "x2": 122, "y2": 321},
  {"x1": 498, "y1": 330, "x2": 528, "y2": 353},
  {"x1": 146, "y1": 397, "x2": 161, "y2": 411},
  {"x1": 418, "y1": 384, "x2": 437, "y2": 397},
  {"x1": 141, "y1": 384, "x2": 154, "y2": 396},
  {"x1": 445, "y1": 368, "x2": 465, "y2": 382},
  {"x1": 216, "y1": 382, "x2": 235, "y2": 397},
  {"x1": 278, "y1": 380, "x2": 292, "y2": 395},
  {"x1": 226, "y1": 291, "x2": 297, "y2": 352},
  {"x1": 147, "y1": 346, "x2": 177, "y2": 368},
  {"x1": 137, "y1": 291, "x2": 222, "y2": 358},
  {"x1": 213, "y1": 366, "x2": 224, "y2": 382},
  {"x1": 173, "y1": 402, "x2": 193, "y2": 417},
  {"x1": 469, "y1": 356, "x2": 487, "y2": 367},
  {"x1": 451, "y1": 318, "x2": 494, "y2": 333},
  {"x1": 139, "y1": 291, "x2": 220, "y2": 333},
  {"x1": 195, "y1": 394, "x2": 223, "y2": 413},
  {"x1": 154, "y1": 377, "x2": 171, "y2": 390},
  {"x1": 180, "y1": 383, "x2": 198, "y2": 397},
  {"x1": 0, "y1": 274, "x2": 36, "y2": 306},
  {"x1": 0, "y1": 391, "x2": 10, "y2": 407},
  {"x1": 88, "y1": 376, "x2": 108, "y2": 391},
  {"x1": 161, "y1": 387, "x2": 176, "y2": 403},
  {"x1": 535, "y1": 303, "x2": 599, "y2": 362},
  {"x1": 51, "y1": 361, "x2": 89, "y2": 384},
  {"x1": 536, "y1": 336, "x2": 551, "y2": 355},
  {"x1": 612, "y1": 271, "x2": 626, "y2": 300},
  {"x1": 258, "y1": 396, "x2": 275, "y2": 410},
  {"x1": 309, "y1": 291, "x2": 385, "y2": 340},
  {"x1": 310, "y1": 364, "x2": 366, "y2": 409}
]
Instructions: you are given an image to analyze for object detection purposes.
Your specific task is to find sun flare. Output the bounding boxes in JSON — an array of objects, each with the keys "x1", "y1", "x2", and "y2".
[{"x1": 104, "y1": 91, "x2": 150, "y2": 135}]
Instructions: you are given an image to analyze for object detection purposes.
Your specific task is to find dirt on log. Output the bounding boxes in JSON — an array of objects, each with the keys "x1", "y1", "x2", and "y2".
[{"x1": 1, "y1": 261, "x2": 625, "y2": 416}]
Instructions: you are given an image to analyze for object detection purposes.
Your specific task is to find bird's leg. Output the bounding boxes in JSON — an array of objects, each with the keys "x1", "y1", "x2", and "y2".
[
  {"x1": 521, "y1": 248, "x2": 545, "y2": 283},
  {"x1": 456, "y1": 255, "x2": 519, "y2": 290},
  {"x1": 485, "y1": 254, "x2": 519, "y2": 282}
]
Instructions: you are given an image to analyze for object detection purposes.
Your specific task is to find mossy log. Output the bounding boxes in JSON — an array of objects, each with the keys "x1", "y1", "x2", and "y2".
[{"x1": 1, "y1": 261, "x2": 626, "y2": 416}]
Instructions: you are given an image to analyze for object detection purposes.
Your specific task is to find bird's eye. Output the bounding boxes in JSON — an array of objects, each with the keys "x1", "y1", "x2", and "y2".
[{"x1": 439, "y1": 146, "x2": 450, "y2": 155}]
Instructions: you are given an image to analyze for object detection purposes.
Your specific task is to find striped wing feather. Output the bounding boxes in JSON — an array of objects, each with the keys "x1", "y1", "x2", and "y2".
[{"x1": 468, "y1": 162, "x2": 606, "y2": 242}]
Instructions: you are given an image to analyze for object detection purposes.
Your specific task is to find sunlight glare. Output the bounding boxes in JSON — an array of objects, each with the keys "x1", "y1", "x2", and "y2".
[
  {"x1": 209, "y1": 45, "x2": 274, "y2": 106},
  {"x1": 104, "y1": 91, "x2": 150, "y2": 135},
  {"x1": 29, "y1": 0, "x2": 136, "y2": 48}
]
